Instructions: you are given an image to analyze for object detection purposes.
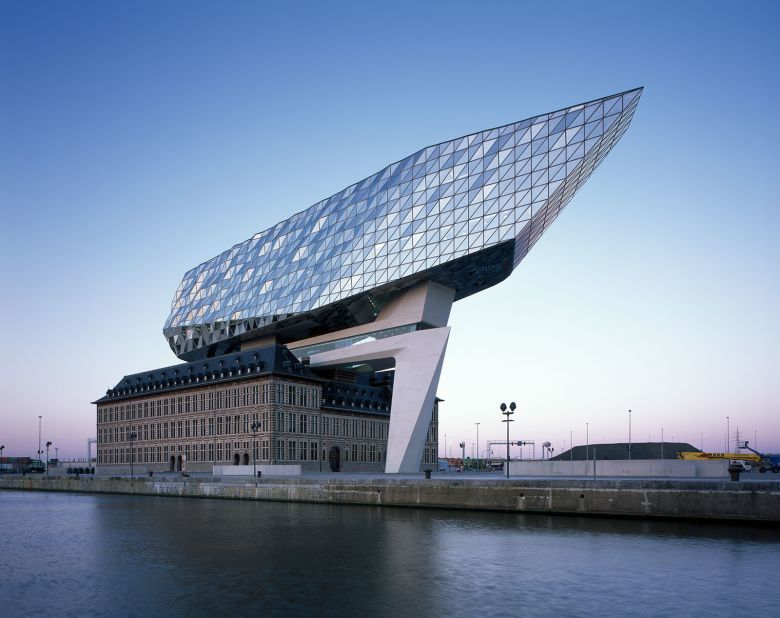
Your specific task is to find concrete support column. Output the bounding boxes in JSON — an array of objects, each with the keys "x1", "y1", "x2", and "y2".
[{"x1": 309, "y1": 327, "x2": 450, "y2": 473}]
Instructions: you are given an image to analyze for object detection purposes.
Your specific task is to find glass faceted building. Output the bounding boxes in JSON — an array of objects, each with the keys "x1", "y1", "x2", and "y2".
[{"x1": 165, "y1": 88, "x2": 642, "y2": 361}]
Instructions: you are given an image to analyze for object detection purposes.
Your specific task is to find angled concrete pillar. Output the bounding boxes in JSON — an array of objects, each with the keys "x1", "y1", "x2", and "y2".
[{"x1": 308, "y1": 326, "x2": 450, "y2": 473}]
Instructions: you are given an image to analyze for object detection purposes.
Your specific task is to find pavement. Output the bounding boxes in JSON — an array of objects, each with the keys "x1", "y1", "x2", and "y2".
[{"x1": 78, "y1": 469, "x2": 780, "y2": 483}]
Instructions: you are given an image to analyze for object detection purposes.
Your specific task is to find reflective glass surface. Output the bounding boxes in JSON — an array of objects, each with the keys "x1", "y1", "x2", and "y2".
[
  {"x1": 290, "y1": 324, "x2": 420, "y2": 359},
  {"x1": 164, "y1": 89, "x2": 642, "y2": 358}
]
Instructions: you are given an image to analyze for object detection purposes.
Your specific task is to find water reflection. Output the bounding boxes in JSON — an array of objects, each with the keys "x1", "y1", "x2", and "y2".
[{"x1": 1, "y1": 491, "x2": 778, "y2": 617}]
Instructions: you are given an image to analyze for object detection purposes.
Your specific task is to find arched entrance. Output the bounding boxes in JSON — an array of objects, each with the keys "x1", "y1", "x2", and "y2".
[
  {"x1": 169, "y1": 456, "x2": 175, "y2": 472},
  {"x1": 328, "y1": 446, "x2": 341, "y2": 472},
  {"x1": 176, "y1": 455, "x2": 183, "y2": 472},
  {"x1": 233, "y1": 453, "x2": 240, "y2": 465},
  {"x1": 242, "y1": 453, "x2": 249, "y2": 465}
]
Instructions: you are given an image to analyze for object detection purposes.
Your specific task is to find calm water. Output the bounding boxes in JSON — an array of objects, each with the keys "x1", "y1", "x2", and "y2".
[{"x1": 1, "y1": 490, "x2": 779, "y2": 617}]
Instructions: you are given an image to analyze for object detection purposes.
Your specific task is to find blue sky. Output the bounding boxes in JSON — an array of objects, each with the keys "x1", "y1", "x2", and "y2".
[{"x1": 1, "y1": 0, "x2": 777, "y2": 458}]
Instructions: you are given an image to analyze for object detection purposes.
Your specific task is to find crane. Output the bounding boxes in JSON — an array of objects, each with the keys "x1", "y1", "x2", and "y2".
[{"x1": 738, "y1": 441, "x2": 780, "y2": 473}]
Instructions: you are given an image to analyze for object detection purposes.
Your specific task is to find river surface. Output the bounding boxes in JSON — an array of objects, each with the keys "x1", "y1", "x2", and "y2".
[{"x1": 1, "y1": 490, "x2": 778, "y2": 617}]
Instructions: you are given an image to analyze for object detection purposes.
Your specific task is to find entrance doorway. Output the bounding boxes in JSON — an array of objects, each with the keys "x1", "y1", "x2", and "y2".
[
  {"x1": 328, "y1": 446, "x2": 341, "y2": 472},
  {"x1": 176, "y1": 455, "x2": 183, "y2": 472},
  {"x1": 242, "y1": 453, "x2": 249, "y2": 465},
  {"x1": 169, "y1": 456, "x2": 175, "y2": 472},
  {"x1": 233, "y1": 453, "x2": 240, "y2": 465}
]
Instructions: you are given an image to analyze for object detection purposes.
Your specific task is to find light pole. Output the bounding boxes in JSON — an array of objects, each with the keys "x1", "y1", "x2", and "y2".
[
  {"x1": 474, "y1": 422, "x2": 480, "y2": 471},
  {"x1": 628, "y1": 409, "x2": 632, "y2": 461},
  {"x1": 585, "y1": 422, "x2": 589, "y2": 461},
  {"x1": 37, "y1": 415, "x2": 42, "y2": 464},
  {"x1": 128, "y1": 432, "x2": 137, "y2": 478},
  {"x1": 661, "y1": 427, "x2": 664, "y2": 459},
  {"x1": 500, "y1": 402, "x2": 516, "y2": 479},
  {"x1": 726, "y1": 416, "x2": 730, "y2": 452},
  {"x1": 251, "y1": 420, "x2": 261, "y2": 479},
  {"x1": 45, "y1": 441, "x2": 52, "y2": 478}
]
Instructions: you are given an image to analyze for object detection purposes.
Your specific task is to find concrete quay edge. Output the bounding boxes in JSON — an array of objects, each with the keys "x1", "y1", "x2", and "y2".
[{"x1": 2, "y1": 476, "x2": 778, "y2": 524}]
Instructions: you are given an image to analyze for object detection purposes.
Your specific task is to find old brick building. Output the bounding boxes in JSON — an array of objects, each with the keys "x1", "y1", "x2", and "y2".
[{"x1": 94, "y1": 345, "x2": 438, "y2": 474}]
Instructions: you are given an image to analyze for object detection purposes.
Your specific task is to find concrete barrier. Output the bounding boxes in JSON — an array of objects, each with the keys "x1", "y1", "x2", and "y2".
[
  {"x1": 508, "y1": 459, "x2": 729, "y2": 478},
  {"x1": 213, "y1": 464, "x2": 302, "y2": 477},
  {"x1": 1, "y1": 475, "x2": 778, "y2": 523}
]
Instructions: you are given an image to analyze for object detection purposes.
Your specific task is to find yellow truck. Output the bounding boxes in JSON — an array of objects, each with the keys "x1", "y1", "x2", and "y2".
[{"x1": 677, "y1": 451, "x2": 761, "y2": 462}]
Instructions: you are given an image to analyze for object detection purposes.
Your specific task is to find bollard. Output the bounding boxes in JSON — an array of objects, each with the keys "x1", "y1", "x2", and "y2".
[
  {"x1": 424, "y1": 469, "x2": 432, "y2": 480},
  {"x1": 257, "y1": 471, "x2": 262, "y2": 479}
]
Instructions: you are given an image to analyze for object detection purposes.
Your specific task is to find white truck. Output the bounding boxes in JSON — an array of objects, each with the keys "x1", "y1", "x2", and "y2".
[{"x1": 728, "y1": 459, "x2": 752, "y2": 472}]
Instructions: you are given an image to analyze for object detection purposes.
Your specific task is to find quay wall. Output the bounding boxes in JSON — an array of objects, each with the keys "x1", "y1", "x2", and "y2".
[
  {"x1": 508, "y1": 459, "x2": 729, "y2": 478},
  {"x1": 1, "y1": 476, "x2": 778, "y2": 523}
]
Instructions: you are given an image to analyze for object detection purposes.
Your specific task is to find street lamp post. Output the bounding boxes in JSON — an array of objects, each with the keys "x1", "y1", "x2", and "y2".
[
  {"x1": 661, "y1": 427, "x2": 664, "y2": 460},
  {"x1": 45, "y1": 441, "x2": 52, "y2": 478},
  {"x1": 586, "y1": 422, "x2": 589, "y2": 461},
  {"x1": 251, "y1": 420, "x2": 261, "y2": 479},
  {"x1": 500, "y1": 402, "x2": 516, "y2": 479},
  {"x1": 37, "y1": 415, "x2": 42, "y2": 465},
  {"x1": 129, "y1": 432, "x2": 137, "y2": 478},
  {"x1": 726, "y1": 416, "x2": 730, "y2": 452},
  {"x1": 474, "y1": 422, "x2": 480, "y2": 471}
]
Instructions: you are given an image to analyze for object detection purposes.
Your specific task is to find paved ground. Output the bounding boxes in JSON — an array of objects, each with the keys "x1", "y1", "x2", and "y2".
[{"x1": 77, "y1": 469, "x2": 780, "y2": 483}]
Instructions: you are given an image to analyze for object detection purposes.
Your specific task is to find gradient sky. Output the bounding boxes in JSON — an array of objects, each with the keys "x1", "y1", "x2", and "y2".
[{"x1": 1, "y1": 1, "x2": 777, "y2": 460}]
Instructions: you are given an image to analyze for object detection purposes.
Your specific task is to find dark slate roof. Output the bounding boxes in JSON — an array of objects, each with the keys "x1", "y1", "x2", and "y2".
[
  {"x1": 94, "y1": 346, "x2": 321, "y2": 404},
  {"x1": 552, "y1": 442, "x2": 699, "y2": 461},
  {"x1": 321, "y1": 380, "x2": 392, "y2": 417}
]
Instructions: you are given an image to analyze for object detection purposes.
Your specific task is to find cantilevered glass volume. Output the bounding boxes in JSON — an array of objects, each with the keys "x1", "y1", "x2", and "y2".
[{"x1": 164, "y1": 88, "x2": 643, "y2": 361}]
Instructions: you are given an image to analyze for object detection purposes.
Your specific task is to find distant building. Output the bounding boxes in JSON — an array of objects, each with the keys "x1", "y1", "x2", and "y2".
[
  {"x1": 94, "y1": 345, "x2": 438, "y2": 474},
  {"x1": 553, "y1": 442, "x2": 699, "y2": 461}
]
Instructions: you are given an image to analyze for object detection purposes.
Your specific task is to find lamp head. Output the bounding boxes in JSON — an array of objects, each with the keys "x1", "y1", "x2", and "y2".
[{"x1": 500, "y1": 403, "x2": 507, "y2": 412}]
